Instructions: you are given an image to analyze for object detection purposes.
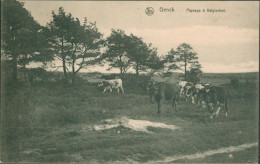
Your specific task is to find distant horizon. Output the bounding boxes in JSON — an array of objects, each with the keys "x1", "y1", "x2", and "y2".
[
  {"x1": 38, "y1": 68, "x2": 259, "y2": 75},
  {"x1": 3, "y1": 59, "x2": 258, "y2": 74}
]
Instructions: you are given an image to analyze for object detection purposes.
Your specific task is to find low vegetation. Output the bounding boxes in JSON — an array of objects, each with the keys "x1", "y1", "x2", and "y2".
[{"x1": 1, "y1": 72, "x2": 258, "y2": 163}]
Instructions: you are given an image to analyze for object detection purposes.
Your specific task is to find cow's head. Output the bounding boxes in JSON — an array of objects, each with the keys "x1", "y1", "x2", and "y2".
[
  {"x1": 98, "y1": 81, "x2": 104, "y2": 87},
  {"x1": 147, "y1": 80, "x2": 158, "y2": 92},
  {"x1": 186, "y1": 86, "x2": 196, "y2": 95},
  {"x1": 200, "y1": 90, "x2": 210, "y2": 107}
]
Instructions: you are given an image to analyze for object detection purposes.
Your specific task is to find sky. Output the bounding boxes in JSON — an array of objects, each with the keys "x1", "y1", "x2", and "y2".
[{"x1": 21, "y1": 1, "x2": 259, "y2": 73}]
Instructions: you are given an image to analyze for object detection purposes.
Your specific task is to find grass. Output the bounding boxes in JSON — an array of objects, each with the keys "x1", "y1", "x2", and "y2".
[{"x1": 1, "y1": 72, "x2": 258, "y2": 163}]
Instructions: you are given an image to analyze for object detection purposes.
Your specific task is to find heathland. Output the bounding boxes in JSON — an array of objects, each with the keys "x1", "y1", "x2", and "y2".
[{"x1": 1, "y1": 72, "x2": 258, "y2": 163}]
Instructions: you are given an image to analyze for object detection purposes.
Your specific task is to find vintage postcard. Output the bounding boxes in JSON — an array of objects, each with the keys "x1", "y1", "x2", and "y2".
[{"x1": 1, "y1": 0, "x2": 259, "y2": 163}]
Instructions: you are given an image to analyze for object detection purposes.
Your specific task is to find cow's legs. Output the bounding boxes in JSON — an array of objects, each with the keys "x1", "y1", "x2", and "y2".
[
  {"x1": 225, "y1": 102, "x2": 228, "y2": 117},
  {"x1": 120, "y1": 86, "x2": 124, "y2": 94},
  {"x1": 172, "y1": 97, "x2": 178, "y2": 111},
  {"x1": 212, "y1": 102, "x2": 219, "y2": 117},
  {"x1": 157, "y1": 101, "x2": 161, "y2": 114},
  {"x1": 198, "y1": 99, "x2": 201, "y2": 105},
  {"x1": 207, "y1": 103, "x2": 215, "y2": 119},
  {"x1": 185, "y1": 95, "x2": 188, "y2": 102},
  {"x1": 149, "y1": 94, "x2": 154, "y2": 103},
  {"x1": 215, "y1": 106, "x2": 221, "y2": 117},
  {"x1": 155, "y1": 95, "x2": 162, "y2": 114},
  {"x1": 180, "y1": 88, "x2": 184, "y2": 95},
  {"x1": 191, "y1": 96, "x2": 195, "y2": 104},
  {"x1": 103, "y1": 87, "x2": 108, "y2": 93}
]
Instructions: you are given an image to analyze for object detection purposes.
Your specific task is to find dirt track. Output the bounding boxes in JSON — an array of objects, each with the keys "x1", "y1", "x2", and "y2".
[{"x1": 146, "y1": 143, "x2": 258, "y2": 163}]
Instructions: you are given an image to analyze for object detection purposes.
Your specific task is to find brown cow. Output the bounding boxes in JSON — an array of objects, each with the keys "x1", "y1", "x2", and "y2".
[{"x1": 149, "y1": 82, "x2": 180, "y2": 114}]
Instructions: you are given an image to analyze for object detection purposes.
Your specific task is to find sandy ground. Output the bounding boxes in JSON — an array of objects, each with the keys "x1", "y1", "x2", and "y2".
[
  {"x1": 91, "y1": 117, "x2": 257, "y2": 163},
  {"x1": 93, "y1": 117, "x2": 179, "y2": 133},
  {"x1": 146, "y1": 142, "x2": 258, "y2": 163}
]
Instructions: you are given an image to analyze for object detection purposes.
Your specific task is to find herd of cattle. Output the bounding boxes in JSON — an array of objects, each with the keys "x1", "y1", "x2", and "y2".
[{"x1": 97, "y1": 75, "x2": 229, "y2": 119}]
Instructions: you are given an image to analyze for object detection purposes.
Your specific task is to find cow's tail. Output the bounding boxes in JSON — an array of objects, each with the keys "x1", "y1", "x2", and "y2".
[{"x1": 224, "y1": 102, "x2": 228, "y2": 117}]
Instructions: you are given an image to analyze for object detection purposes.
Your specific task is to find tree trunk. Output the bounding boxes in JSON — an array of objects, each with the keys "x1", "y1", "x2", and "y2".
[
  {"x1": 72, "y1": 74, "x2": 76, "y2": 86},
  {"x1": 72, "y1": 56, "x2": 76, "y2": 86},
  {"x1": 136, "y1": 62, "x2": 139, "y2": 75},
  {"x1": 72, "y1": 57, "x2": 75, "y2": 75},
  {"x1": 61, "y1": 37, "x2": 68, "y2": 82},
  {"x1": 62, "y1": 57, "x2": 68, "y2": 79},
  {"x1": 12, "y1": 55, "x2": 18, "y2": 81},
  {"x1": 119, "y1": 56, "x2": 123, "y2": 74},
  {"x1": 184, "y1": 58, "x2": 187, "y2": 81}
]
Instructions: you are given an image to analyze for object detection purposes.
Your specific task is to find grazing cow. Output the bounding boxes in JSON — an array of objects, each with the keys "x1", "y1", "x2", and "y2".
[
  {"x1": 194, "y1": 83, "x2": 214, "y2": 105},
  {"x1": 98, "y1": 79, "x2": 124, "y2": 94},
  {"x1": 200, "y1": 86, "x2": 229, "y2": 118},
  {"x1": 195, "y1": 83, "x2": 204, "y2": 91},
  {"x1": 154, "y1": 82, "x2": 181, "y2": 114}
]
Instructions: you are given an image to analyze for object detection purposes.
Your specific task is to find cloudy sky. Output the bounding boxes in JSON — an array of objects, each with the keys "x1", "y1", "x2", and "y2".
[{"x1": 22, "y1": 1, "x2": 259, "y2": 73}]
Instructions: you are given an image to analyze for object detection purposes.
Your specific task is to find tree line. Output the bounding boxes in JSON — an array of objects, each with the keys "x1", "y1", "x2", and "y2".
[{"x1": 2, "y1": 0, "x2": 202, "y2": 85}]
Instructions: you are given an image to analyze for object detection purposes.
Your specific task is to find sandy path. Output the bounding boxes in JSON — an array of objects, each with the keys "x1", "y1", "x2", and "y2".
[{"x1": 146, "y1": 142, "x2": 258, "y2": 163}]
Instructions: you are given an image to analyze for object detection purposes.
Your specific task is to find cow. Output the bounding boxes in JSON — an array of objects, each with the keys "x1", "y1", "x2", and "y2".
[
  {"x1": 200, "y1": 85, "x2": 229, "y2": 118},
  {"x1": 153, "y1": 82, "x2": 181, "y2": 114},
  {"x1": 98, "y1": 79, "x2": 124, "y2": 94},
  {"x1": 183, "y1": 82, "x2": 194, "y2": 102},
  {"x1": 187, "y1": 83, "x2": 215, "y2": 105},
  {"x1": 195, "y1": 83, "x2": 204, "y2": 91}
]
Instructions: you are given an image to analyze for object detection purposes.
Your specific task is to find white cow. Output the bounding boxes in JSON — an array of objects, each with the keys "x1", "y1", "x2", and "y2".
[
  {"x1": 195, "y1": 83, "x2": 204, "y2": 90},
  {"x1": 98, "y1": 79, "x2": 124, "y2": 94},
  {"x1": 183, "y1": 82, "x2": 195, "y2": 102}
]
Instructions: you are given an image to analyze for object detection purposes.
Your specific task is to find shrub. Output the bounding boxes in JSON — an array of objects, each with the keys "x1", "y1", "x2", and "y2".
[
  {"x1": 120, "y1": 73, "x2": 151, "y2": 95},
  {"x1": 186, "y1": 72, "x2": 200, "y2": 84}
]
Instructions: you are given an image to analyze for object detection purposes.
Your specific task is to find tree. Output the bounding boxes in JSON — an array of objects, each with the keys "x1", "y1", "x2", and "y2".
[
  {"x1": 145, "y1": 49, "x2": 165, "y2": 77},
  {"x1": 47, "y1": 7, "x2": 75, "y2": 82},
  {"x1": 70, "y1": 18, "x2": 104, "y2": 85},
  {"x1": 176, "y1": 43, "x2": 201, "y2": 80},
  {"x1": 2, "y1": 0, "x2": 52, "y2": 81},
  {"x1": 161, "y1": 48, "x2": 181, "y2": 78},
  {"x1": 127, "y1": 34, "x2": 155, "y2": 75},
  {"x1": 105, "y1": 29, "x2": 130, "y2": 74},
  {"x1": 47, "y1": 8, "x2": 104, "y2": 85}
]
